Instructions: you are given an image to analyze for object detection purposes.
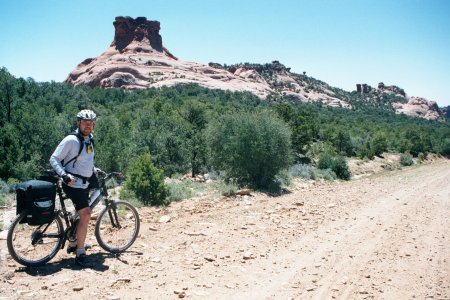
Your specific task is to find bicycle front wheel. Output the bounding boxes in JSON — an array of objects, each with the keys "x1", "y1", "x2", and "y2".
[
  {"x1": 7, "y1": 211, "x2": 64, "y2": 267},
  {"x1": 94, "y1": 200, "x2": 140, "y2": 253}
]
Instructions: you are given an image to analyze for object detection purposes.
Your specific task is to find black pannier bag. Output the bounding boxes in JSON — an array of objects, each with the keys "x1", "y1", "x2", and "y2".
[{"x1": 16, "y1": 180, "x2": 56, "y2": 225}]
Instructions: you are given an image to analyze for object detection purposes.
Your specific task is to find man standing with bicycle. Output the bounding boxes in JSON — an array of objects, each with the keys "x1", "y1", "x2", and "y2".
[{"x1": 50, "y1": 109, "x2": 97, "y2": 267}]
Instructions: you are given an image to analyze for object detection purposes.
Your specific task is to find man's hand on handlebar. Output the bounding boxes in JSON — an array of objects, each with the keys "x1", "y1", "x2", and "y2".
[{"x1": 62, "y1": 174, "x2": 75, "y2": 185}]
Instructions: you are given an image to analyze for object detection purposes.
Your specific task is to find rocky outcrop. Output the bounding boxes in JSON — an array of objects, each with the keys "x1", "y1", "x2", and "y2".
[
  {"x1": 66, "y1": 17, "x2": 445, "y2": 117},
  {"x1": 354, "y1": 81, "x2": 442, "y2": 120},
  {"x1": 442, "y1": 106, "x2": 450, "y2": 120},
  {"x1": 393, "y1": 97, "x2": 440, "y2": 120},
  {"x1": 112, "y1": 17, "x2": 163, "y2": 53},
  {"x1": 356, "y1": 83, "x2": 372, "y2": 94},
  {"x1": 377, "y1": 82, "x2": 406, "y2": 97},
  {"x1": 65, "y1": 17, "x2": 350, "y2": 108}
]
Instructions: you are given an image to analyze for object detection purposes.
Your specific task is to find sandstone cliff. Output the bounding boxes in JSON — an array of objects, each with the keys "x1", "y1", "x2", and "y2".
[
  {"x1": 393, "y1": 97, "x2": 441, "y2": 120},
  {"x1": 355, "y1": 82, "x2": 443, "y2": 120},
  {"x1": 66, "y1": 17, "x2": 446, "y2": 119},
  {"x1": 65, "y1": 16, "x2": 350, "y2": 108}
]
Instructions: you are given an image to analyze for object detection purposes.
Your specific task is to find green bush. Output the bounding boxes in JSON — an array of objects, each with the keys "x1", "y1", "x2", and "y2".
[
  {"x1": 166, "y1": 179, "x2": 206, "y2": 202},
  {"x1": 167, "y1": 180, "x2": 194, "y2": 201},
  {"x1": 216, "y1": 178, "x2": 239, "y2": 196},
  {"x1": 440, "y1": 139, "x2": 450, "y2": 157},
  {"x1": 400, "y1": 153, "x2": 414, "y2": 166},
  {"x1": 0, "y1": 179, "x2": 9, "y2": 207},
  {"x1": 318, "y1": 154, "x2": 351, "y2": 180},
  {"x1": 207, "y1": 111, "x2": 292, "y2": 189},
  {"x1": 318, "y1": 153, "x2": 334, "y2": 170},
  {"x1": 124, "y1": 153, "x2": 169, "y2": 206},
  {"x1": 332, "y1": 156, "x2": 351, "y2": 180},
  {"x1": 316, "y1": 168, "x2": 337, "y2": 181},
  {"x1": 289, "y1": 164, "x2": 317, "y2": 180},
  {"x1": 0, "y1": 179, "x2": 10, "y2": 194}
]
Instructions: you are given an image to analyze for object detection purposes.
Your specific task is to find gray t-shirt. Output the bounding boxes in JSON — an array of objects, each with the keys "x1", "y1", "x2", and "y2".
[{"x1": 50, "y1": 130, "x2": 94, "y2": 189}]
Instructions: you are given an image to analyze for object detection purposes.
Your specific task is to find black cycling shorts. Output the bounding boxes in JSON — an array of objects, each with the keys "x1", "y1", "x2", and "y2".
[{"x1": 62, "y1": 184, "x2": 90, "y2": 211}]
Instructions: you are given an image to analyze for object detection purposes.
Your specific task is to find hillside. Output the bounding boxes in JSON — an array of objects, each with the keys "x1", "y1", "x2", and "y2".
[{"x1": 65, "y1": 16, "x2": 446, "y2": 121}]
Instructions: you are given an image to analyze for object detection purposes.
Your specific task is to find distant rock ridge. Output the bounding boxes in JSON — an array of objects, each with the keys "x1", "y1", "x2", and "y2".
[
  {"x1": 65, "y1": 16, "x2": 350, "y2": 108},
  {"x1": 356, "y1": 82, "x2": 406, "y2": 98},
  {"x1": 65, "y1": 16, "x2": 445, "y2": 119},
  {"x1": 355, "y1": 82, "x2": 443, "y2": 120},
  {"x1": 393, "y1": 96, "x2": 440, "y2": 120}
]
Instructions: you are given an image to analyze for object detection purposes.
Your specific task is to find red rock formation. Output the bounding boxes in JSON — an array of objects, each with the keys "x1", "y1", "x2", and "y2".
[
  {"x1": 356, "y1": 83, "x2": 372, "y2": 94},
  {"x1": 111, "y1": 16, "x2": 163, "y2": 52},
  {"x1": 393, "y1": 97, "x2": 440, "y2": 120},
  {"x1": 65, "y1": 17, "x2": 349, "y2": 107}
]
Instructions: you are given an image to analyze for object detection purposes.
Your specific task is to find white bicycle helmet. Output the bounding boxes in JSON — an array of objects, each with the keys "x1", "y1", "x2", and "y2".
[{"x1": 76, "y1": 109, "x2": 96, "y2": 121}]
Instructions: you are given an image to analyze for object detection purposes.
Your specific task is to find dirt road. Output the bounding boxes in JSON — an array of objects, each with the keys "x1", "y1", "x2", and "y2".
[{"x1": 1, "y1": 161, "x2": 449, "y2": 299}]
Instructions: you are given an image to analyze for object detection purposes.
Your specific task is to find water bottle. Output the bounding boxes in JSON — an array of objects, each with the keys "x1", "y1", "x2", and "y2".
[
  {"x1": 89, "y1": 189, "x2": 100, "y2": 205},
  {"x1": 89, "y1": 189, "x2": 103, "y2": 207}
]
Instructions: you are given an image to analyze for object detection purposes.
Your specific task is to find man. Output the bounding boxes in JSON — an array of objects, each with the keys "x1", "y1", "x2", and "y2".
[{"x1": 50, "y1": 109, "x2": 96, "y2": 267}]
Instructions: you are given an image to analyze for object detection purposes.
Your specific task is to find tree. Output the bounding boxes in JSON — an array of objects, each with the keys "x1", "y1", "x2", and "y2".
[
  {"x1": 273, "y1": 103, "x2": 315, "y2": 161},
  {"x1": 207, "y1": 110, "x2": 292, "y2": 189},
  {"x1": 0, "y1": 124, "x2": 23, "y2": 180},
  {"x1": 182, "y1": 100, "x2": 208, "y2": 176},
  {"x1": 95, "y1": 115, "x2": 136, "y2": 172},
  {"x1": 332, "y1": 129, "x2": 353, "y2": 156},
  {"x1": 371, "y1": 133, "x2": 387, "y2": 157},
  {"x1": 0, "y1": 68, "x2": 16, "y2": 126}
]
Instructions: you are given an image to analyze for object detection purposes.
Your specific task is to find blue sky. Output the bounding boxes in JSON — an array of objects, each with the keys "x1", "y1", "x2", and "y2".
[{"x1": 1, "y1": 0, "x2": 450, "y2": 106}]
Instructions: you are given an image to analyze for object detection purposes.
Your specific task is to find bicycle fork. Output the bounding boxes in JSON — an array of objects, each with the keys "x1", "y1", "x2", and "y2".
[{"x1": 107, "y1": 201, "x2": 121, "y2": 229}]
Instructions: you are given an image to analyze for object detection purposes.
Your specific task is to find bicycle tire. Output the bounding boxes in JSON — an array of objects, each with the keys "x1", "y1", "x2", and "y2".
[
  {"x1": 94, "y1": 200, "x2": 140, "y2": 253},
  {"x1": 7, "y1": 210, "x2": 64, "y2": 267}
]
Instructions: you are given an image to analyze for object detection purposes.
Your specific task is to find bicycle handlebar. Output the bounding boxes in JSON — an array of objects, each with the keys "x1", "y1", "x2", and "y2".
[{"x1": 41, "y1": 168, "x2": 125, "y2": 184}]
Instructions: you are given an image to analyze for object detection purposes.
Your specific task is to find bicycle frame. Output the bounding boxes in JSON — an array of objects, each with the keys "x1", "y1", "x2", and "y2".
[{"x1": 54, "y1": 171, "x2": 123, "y2": 250}]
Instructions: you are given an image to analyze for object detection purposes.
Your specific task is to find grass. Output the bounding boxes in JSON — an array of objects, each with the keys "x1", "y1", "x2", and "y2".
[{"x1": 0, "y1": 195, "x2": 7, "y2": 207}]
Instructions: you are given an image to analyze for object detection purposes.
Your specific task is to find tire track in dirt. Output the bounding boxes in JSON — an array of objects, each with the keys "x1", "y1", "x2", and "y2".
[{"x1": 226, "y1": 163, "x2": 450, "y2": 300}]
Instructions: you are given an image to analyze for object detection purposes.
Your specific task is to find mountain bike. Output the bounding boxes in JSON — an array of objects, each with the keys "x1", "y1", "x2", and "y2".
[{"x1": 6, "y1": 170, "x2": 140, "y2": 267}]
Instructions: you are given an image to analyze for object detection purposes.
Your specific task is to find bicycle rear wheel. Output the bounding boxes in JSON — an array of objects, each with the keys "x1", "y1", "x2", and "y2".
[
  {"x1": 94, "y1": 200, "x2": 140, "y2": 253},
  {"x1": 7, "y1": 211, "x2": 64, "y2": 267}
]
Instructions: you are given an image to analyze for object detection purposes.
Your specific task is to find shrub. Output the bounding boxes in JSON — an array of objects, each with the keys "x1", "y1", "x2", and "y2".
[
  {"x1": 207, "y1": 110, "x2": 292, "y2": 189},
  {"x1": 316, "y1": 168, "x2": 337, "y2": 181},
  {"x1": 0, "y1": 179, "x2": 10, "y2": 194},
  {"x1": 441, "y1": 139, "x2": 450, "y2": 157},
  {"x1": 216, "y1": 179, "x2": 239, "y2": 196},
  {"x1": 332, "y1": 156, "x2": 351, "y2": 180},
  {"x1": 125, "y1": 153, "x2": 169, "y2": 206},
  {"x1": 318, "y1": 154, "x2": 351, "y2": 180},
  {"x1": 166, "y1": 180, "x2": 205, "y2": 202},
  {"x1": 289, "y1": 164, "x2": 317, "y2": 180},
  {"x1": 167, "y1": 181, "x2": 194, "y2": 201},
  {"x1": 400, "y1": 153, "x2": 414, "y2": 166},
  {"x1": 417, "y1": 152, "x2": 426, "y2": 162},
  {"x1": 318, "y1": 153, "x2": 334, "y2": 170},
  {"x1": 0, "y1": 179, "x2": 9, "y2": 207}
]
